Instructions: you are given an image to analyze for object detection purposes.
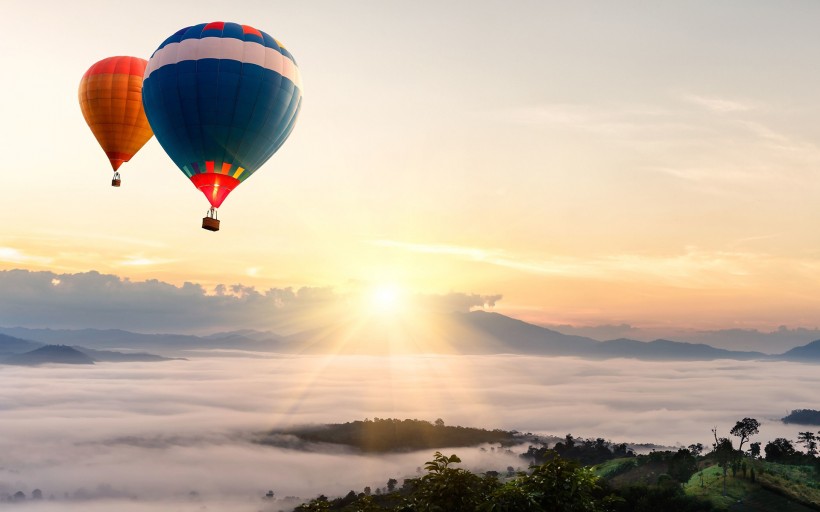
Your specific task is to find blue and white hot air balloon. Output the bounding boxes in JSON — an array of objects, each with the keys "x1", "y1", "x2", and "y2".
[{"x1": 142, "y1": 22, "x2": 303, "y2": 230}]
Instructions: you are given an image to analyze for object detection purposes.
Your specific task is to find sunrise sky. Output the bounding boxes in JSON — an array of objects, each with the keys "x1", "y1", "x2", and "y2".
[{"x1": 6, "y1": 1, "x2": 820, "y2": 332}]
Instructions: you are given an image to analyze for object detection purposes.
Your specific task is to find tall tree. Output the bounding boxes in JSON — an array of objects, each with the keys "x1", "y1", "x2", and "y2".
[
  {"x1": 729, "y1": 418, "x2": 760, "y2": 452},
  {"x1": 712, "y1": 427, "x2": 739, "y2": 497}
]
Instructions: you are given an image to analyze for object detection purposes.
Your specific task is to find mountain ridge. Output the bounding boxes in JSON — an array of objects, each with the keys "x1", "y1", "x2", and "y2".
[{"x1": 1, "y1": 311, "x2": 817, "y2": 362}]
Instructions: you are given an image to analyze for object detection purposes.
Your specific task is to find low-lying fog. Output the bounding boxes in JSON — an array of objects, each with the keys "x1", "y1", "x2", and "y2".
[{"x1": 0, "y1": 354, "x2": 816, "y2": 510}]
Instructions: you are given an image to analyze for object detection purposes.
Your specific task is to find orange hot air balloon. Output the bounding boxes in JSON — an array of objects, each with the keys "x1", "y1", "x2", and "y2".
[{"x1": 78, "y1": 56, "x2": 153, "y2": 187}]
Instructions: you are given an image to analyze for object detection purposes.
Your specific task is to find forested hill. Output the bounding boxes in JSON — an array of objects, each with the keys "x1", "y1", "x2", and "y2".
[
  {"x1": 782, "y1": 409, "x2": 820, "y2": 425},
  {"x1": 257, "y1": 418, "x2": 519, "y2": 453}
]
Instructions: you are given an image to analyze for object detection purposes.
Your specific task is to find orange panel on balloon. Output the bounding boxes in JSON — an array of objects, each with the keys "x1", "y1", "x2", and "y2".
[{"x1": 78, "y1": 56, "x2": 153, "y2": 172}]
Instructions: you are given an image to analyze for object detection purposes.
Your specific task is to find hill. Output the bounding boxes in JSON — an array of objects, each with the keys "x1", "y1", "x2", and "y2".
[
  {"x1": 0, "y1": 333, "x2": 178, "y2": 365},
  {"x1": 256, "y1": 418, "x2": 520, "y2": 453},
  {"x1": 782, "y1": 409, "x2": 820, "y2": 426},
  {"x1": 0, "y1": 333, "x2": 42, "y2": 354},
  {"x1": 0, "y1": 326, "x2": 282, "y2": 356},
  {"x1": 4, "y1": 345, "x2": 94, "y2": 365},
  {"x1": 73, "y1": 347, "x2": 180, "y2": 363},
  {"x1": 780, "y1": 340, "x2": 820, "y2": 361}
]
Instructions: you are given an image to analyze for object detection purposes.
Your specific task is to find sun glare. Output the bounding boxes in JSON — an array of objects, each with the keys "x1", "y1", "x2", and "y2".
[{"x1": 367, "y1": 283, "x2": 404, "y2": 315}]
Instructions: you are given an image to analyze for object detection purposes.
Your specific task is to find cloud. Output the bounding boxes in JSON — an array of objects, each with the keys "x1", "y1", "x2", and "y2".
[
  {"x1": 680, "y1": 93, "x2": 754, "y2": 113},
  {"x1": 0, "y1": 270, "x2": 500, "y2": 334},
  {"x1": 373, "y1": 239, "x2": 820, "y2": 290},
  {"x1": 0, "y1": 246, "x2": 52, "y2": 265},
  {"x1": 0, "y1": 355, "x2": 814, "y2": 510}
]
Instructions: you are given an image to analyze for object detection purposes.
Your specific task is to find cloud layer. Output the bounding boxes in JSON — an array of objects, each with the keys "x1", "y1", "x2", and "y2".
[
  {"x1": 0, "y1": 354, "x2": 815, "y2": 510},
  {"x1": 0, "y1": 270, "x2": 499, "y2": 334}
]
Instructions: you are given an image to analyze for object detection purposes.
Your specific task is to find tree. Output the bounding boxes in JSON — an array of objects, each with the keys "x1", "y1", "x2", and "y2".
[
  {"x1": 712, "y1": 428, "x2": 738, "y2": 497},
  {"x1": 764, "y1": 438, "x2": 796, "y2": 462},
  {"x1": 402, "y1": 452, "x2": 487, "y2": 511},
  {"x1": 687, "y1": 443, "x2": 703, "y2": 458},
  {"x1": 434, "y1": 418, "x2": 444, "y2": 428},
  {"x1": 729, "y1": 418, "x2": 760, "y2": 452},
  {"x1": 386, "y1": 478, "x2": 398, "y2": 492},
  {"x1": 507, "y1": 454, "x2": 608, "y2": 512},
  {"x1": 749, "y1": 442, "x2": 761, "y2": 459},
  {"x1": 797, "y1": 431, "x2": 818, "y2": 456},
  {"x1": 668, "y1": 448, "x2": 698, "y2": 484},
  {"x1": 31, "y1": 489, "x2": 42, "y2": 500}
]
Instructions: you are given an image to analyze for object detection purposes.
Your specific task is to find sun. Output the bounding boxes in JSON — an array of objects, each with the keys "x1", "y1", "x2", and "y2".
[{"x1": 367, "y1": 283, "x2": 405, "y2": 315}]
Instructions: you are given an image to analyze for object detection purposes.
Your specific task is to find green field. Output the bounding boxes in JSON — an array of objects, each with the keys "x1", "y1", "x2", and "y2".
[{"x1": 683, "y1": 461, "x2": 819, "y2": 511}]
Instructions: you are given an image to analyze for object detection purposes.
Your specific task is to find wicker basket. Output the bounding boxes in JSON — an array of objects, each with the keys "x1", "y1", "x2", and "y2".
[{"x1": 202, "y1": 217, "x2": 220, "y2": 231}]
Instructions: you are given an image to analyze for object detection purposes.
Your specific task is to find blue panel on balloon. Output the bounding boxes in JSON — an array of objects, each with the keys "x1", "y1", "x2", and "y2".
[{"x1": 142, "y1": 21, "x2": 302, "y2": 189}]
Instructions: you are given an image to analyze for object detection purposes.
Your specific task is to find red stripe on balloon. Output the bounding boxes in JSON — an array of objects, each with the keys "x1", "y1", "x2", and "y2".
[
  {"x1": 83, "y1": 56, "x2": 147, "y2": 78},
  {"x1": 242, "y1": 25, "x2": 262, "y2": 38},
  {"x1": 190, "y1": 173, "x2": 240, "y2": 208}
]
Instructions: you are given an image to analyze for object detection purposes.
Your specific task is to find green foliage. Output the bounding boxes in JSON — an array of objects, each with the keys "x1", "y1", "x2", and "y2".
[
  {"x1": 401, "y1": 452, "x2": 493, "y2": 511},
  {"x1": 523, "y1": 435, "x2": 633, "y2": 466},
  {"x1": 766, "y1": 438, "x2": 798, "y2": 462},
  {"x1": 667, "y1": 448, "x2": 698, "y2": 484},
  {"x1": 295, "y1": 450, "x2": 620, "y2": 512}
]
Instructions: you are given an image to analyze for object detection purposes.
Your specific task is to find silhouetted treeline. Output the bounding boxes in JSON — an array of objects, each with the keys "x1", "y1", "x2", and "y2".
[
  {"x1": 782, "y1": 409, "x2": 820, "y2": 425},
  {"x1": 265, "y1": 418, "x2": 516, "y2": 453},
  {"x1": 521, "y1": 433, "x2": 634, "y2": 466}
]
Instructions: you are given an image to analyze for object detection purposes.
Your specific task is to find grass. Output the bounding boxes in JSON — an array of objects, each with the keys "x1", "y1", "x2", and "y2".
[
  {"x1": 592, "y1": 458, "x2": 637, "y2": 480},
  {"x1": 683, "y1": 461, "x2": 819, "y2": 511}
]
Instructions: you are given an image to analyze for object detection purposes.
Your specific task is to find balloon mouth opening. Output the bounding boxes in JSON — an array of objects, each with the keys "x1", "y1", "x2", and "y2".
[
  {"x1": 106, "y1": 152, "x2": 132, "y2": 171},
  {"x1": 189, "y1": 173, "x2": 241, "y2": 208}
]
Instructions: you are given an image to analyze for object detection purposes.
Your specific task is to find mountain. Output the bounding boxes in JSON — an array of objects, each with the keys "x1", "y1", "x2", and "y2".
[
  {"x1": 590, "y1": 338, "x2": 765, "y2": 360},
  {"x1": 73, "y1": 347, "x2": 179, "y2": 363},
  {"x1": 778, "y1": 339, "x2": 820, "y2": 361},
  {"x1": 0, "y1": 333, "x2": 42, "y2": 354},
  {"x1": 0, "y1": 326, "x2": 283, "y2": 356},
  {"x1": 4, "y1": 345, "x2": 94, "y2": 365},
  {"x1": 3, "y1": 312, "x2": 819, "y2": 362},
  {"x1": 451, "y1": 311, "x2": 599, "y2": 355}
]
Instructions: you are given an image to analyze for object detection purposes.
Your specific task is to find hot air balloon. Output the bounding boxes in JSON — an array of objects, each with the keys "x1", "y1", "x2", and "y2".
[
  {"x1": 79, "y1": 56, "x2": 154, "y2": 186},
  {"x1": 142, "y1": 22, "x2": 303, "y2": 231}
]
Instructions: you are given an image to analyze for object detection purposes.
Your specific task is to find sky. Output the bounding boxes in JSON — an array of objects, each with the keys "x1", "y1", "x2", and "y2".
[
  {"x1": 0, "y1": 355, "x2": 814, "y2": 510},
  {"x1": 6, "y1": 1, "x2": 820, "y2": 333}
]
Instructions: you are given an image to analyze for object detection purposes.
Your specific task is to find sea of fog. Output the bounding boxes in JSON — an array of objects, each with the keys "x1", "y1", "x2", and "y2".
[{"x1": 0, "y1": 354, "x2": 817, "y2": 511}]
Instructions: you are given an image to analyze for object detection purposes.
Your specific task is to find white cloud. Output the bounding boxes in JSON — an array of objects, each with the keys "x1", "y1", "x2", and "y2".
[
  {"x1": 0, "y1": 355, "x2": 812, "y2": 510},
  {"x1": 680, "y1": 93, "x2": 754, "y2": 113}
]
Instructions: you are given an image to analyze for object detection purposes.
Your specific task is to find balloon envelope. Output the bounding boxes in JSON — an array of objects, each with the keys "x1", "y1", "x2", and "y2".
[
  {"x1": 79, "y1": 56, "x2": 153, "y2": 171},
  {"x1": 142, "y1": 22, "x2": 303, "y2": 208}
]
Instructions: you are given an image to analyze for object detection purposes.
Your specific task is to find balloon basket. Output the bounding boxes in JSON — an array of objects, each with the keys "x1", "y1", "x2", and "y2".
[
  {"x1": 202, "y1": 217, "x2": 220, "y2": 231},
  {"x1": 111, "y1": 178, "x2": 121, "y2": 187}
]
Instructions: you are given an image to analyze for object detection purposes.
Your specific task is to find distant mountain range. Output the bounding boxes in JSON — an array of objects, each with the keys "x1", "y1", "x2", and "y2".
[
  {"x1": 1, "y1": 311, "x2": 819, "y2": 363},
  {"x1": 0, "y1": 337, "x2": 179, "y2": 366}
]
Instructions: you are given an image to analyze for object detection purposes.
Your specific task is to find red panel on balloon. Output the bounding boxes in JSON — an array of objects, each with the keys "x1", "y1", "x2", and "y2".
[{"x1": 190, "y1": 173, "x2": 240, "y2": 208}]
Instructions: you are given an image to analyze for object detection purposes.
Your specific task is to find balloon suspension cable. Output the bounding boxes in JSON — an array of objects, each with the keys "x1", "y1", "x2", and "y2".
[
  {"x1": 207, "y1": 207, "x2": 218, "y2": 220},
  {"x1": 113, "y1": 171, "x2": 121, "y2": 180}
]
